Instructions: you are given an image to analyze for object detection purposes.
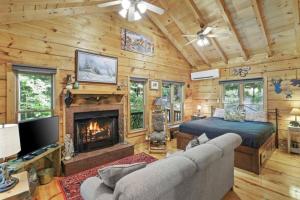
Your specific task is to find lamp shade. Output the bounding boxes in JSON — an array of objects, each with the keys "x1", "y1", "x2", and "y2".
[
  {"x1": 197, "y1": 105, "x2": 202, "y2": 110},
  {"x1": 0, "y1": 124, "x2": 21, "y2": 158},
  {"x1": 290, "y1": 108, "x2": 300, "y2": 116}
]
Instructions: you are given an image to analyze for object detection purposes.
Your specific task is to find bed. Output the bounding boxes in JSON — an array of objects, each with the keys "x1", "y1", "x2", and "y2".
[{"x1": 177, "y1": 108, "x2": 278, "y2": 174}]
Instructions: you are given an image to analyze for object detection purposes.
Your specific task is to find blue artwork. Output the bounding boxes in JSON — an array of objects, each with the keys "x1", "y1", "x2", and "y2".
[{"x1": 272, "y1": 79, "x2": 282, "y2": 94}]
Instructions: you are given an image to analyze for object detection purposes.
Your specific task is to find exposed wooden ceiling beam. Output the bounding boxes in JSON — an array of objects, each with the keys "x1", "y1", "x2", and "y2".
[
  {"x1": 146, "y1": 12, "x2": 197, "y2": 67},
  {"x1": 216, "y1": 0, "x2": 248, "y2": 60},
  {"x1": 251, "y1": 0, "x2": 272, "y2": 57},
  {"x1": 294, "y1": 0, "x2": 300, "y2": 55},
  {"x1": 185, "y1": 0, "x2": 228, "y2": 64},
  {"x1": 158, "y1": 0, "x2": 210, "y2": 66},
  {"x1": 0, "y1": 5, "x2": 115, "y2": 25}
]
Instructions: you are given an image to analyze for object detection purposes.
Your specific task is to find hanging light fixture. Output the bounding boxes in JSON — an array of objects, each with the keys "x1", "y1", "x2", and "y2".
[
  {"x1": 134, "y1": 11, "x2": 142, "y2": 20},
  {"x1": 121, "y1": 0, "x2": 131, "y2": 9},
  {"x1": 119, "y1": 8, "x2": 128, "y2": 18},
  {"x1": 197, "y1": 37, "x2": 210, "y2": 47}
]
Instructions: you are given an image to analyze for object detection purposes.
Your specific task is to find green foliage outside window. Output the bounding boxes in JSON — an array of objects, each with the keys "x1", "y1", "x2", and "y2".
[
  {"x1": 130, "y1": 81, "x2": 145, "y2": 130},
  {"x1": 18, "y1": 73, "x2": 53, "y2": 121}
]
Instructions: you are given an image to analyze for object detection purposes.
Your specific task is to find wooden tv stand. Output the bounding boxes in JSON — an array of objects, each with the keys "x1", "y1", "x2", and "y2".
[{"x1": 8, "y1": 145, "x2": 62, "y2": 176}]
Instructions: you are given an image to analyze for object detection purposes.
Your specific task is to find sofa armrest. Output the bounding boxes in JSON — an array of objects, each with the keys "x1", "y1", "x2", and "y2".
[{"x1": 207, "y1": 133, "x2": 242, "y2": 155}]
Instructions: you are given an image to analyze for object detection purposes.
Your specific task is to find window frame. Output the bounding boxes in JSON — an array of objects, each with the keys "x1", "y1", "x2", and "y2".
[
  {"x1": 221, "y1": 78, "x2": 265, "y2": 111},
  {"x1": 128, "y1": 78, "x2": 147, "y2": 133},
  {"x1": 161, "y1": 81, "x2": 185, "y2": 125},
  {"x1": 16, "y1": 71, "x2": 55, "y2": 122}
]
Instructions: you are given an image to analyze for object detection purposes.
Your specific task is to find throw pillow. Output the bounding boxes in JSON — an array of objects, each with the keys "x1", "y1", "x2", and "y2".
[
  {"x1": 98, "y1": 162, "x2": 147, "y2": 189},
  {"x1": 224, "y1": 110, "x2": 245, "y2": 122},
  {"x1": 213, "y1": 108, "x2": 225, "y2": 118},
  {"x1": 245, "y1": 111, "x2": 268, "y2": 122},
  {"x1": 186, "y1": 133, "x2": 209, "y2": 150}
]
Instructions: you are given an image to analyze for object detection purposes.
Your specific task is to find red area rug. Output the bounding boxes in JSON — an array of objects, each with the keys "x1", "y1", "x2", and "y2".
[{"x1": 58, "y1": 152, "x2": 157, "y2": 200}]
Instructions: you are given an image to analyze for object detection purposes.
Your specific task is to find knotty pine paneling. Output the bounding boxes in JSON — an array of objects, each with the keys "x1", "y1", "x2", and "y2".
[
  {"x1": 191, "y1": 57, "x2": 300, "y2": 150},
  {"x1": 0, "y1": 13, "x2": 192, "y2": 143}
]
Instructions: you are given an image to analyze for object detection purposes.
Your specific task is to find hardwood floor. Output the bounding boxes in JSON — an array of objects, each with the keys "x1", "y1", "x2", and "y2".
[{"x1": 34, "y1": 139, "x2": 300, "y2": 200}]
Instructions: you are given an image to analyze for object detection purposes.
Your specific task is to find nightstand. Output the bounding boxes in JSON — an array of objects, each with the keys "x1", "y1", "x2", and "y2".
[
  {"x1": 191, "y1": 115, "x2": 207, "y2": 120},
  {"x1": 288, "y1": 126, "x2": 300, "y2": 154}
]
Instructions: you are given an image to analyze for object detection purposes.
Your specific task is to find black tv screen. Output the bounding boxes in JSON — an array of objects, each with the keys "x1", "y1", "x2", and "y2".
[{"x1": 18, "y1": 116, "x2": 59, "y2": 157}]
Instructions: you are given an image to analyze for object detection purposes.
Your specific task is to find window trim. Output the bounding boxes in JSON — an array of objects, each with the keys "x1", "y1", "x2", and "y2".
[
  {"x1": 220, "y1": 78, "x2": 265, "y2": 111},
  {"x1": 128, "y1": 77, "x2": 148, "y2": 134},
  {"x1": 16, "y1": 71, "x2": 55, "y2": 122}
]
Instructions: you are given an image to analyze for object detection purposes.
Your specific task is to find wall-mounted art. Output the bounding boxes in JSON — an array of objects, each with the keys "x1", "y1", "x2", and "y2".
[
  {"x1": 121, "y1": 28, "x2": 154, "y2": 56},
  {"x1": 232, "y1": 66, "x2": 251, "y2": 77},
  {"x1": 76, "y1": 50, "x2": 118, "y2": 84},
  {"x1": 291, "y1": 79, "x2": 300, "y2": 87},
  {"x1": 150, "y1": 80, "x2": 159, "y2": 90},
  {"x1": 272, "y1": 78, "x2": 283, "y2": 94}
]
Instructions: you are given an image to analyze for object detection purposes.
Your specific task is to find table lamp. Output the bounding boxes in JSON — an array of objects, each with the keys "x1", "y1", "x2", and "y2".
[
  {"x1": 290, "y1": 108, "x2": 300, "y2": 127},
  {"x1": 0, "y1": 124, "x2": 21, "y2": 193},
  {"x1": 197, "y1": 105, "x2": 202, "y2": 116}
]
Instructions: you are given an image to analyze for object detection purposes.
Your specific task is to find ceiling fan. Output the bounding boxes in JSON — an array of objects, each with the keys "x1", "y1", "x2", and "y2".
[
  {"x1": 97, "y1": 0, "x2": 165, "y2": 21},
  {"x1": 182, "y1": 26, "x2": 228, "y2": 47}
]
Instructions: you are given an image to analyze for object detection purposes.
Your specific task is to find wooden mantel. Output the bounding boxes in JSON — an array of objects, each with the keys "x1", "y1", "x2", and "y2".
[{"x1": 62, "y1": 89, "x2": 126, "y2": 96}]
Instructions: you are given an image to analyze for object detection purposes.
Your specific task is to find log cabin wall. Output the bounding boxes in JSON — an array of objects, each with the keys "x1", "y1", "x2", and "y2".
[
  {"x1": 191, "y1": 57, "x2": 300, "y2": 150},
  {"x1": 0, "y1": 13, "x2": 192, "y2": 144}
]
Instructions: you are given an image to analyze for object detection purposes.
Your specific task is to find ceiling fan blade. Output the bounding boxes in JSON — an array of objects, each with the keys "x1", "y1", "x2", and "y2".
[
  {"x1": 97, "y1": 0, "x2": 122, "y2": 8},
  {"x1": 142, "y1": 1, "x2": 165, "y2": 15},
  {"x1": 184, "y1": 39, "x2": 197, "y2": 46},
  {"x1": 206, "y1": 34, "x2": 217, "y2": 37},
  {"x1": 182, "y1": 34, "x2": 198, "y2": 38},
  {"x1": 202, "y1": 26, "x2": 213, "y2": 35},
  {"x1": 128, "y1": 6, "x2": 135, "y2": 21}
]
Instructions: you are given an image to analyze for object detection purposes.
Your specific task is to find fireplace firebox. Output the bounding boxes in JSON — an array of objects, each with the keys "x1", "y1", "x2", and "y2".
[{"x1": 73, "y1": 110, "x2": 119, "y2": 153}]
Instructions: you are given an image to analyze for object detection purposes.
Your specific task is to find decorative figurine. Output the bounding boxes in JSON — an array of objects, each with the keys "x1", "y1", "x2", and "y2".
[
  {"x1": 64, "y1": 90, "x2": 73, "y2": 107},
  {"x1": 63, "y1": 134, "x2": 74, "y2": 161},
  {"x1": 285, "y1": 84, "x2": 292, "y2": 99},
  {"x1": 66, "y1": 75, "x2": 73, "y2": 90},
  {"x1": 291, "y1": 79, "x2": 300, "y2": 87},
  {"x1": 73, "y1": 81, "x2": 80, "y2": 89},
  {"x1": 232, "y1": 66, "x2": 251, "y2": 77}
]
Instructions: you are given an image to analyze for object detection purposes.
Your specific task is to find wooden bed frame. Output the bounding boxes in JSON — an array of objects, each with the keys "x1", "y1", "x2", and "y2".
[{"x1": 177, "y1": 108, "x2": 278, "y2": 175}]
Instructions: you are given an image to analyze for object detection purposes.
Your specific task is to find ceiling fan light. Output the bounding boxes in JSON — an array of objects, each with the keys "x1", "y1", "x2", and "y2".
[
  {"x1": 197, "y1": 39, "x2": 204, "y2": 47},
  {"x1": 119, "y1": 9, "x2": 128, "y2": 18},
  {"x1": 137, "y1": 2, "x2": 147, "y2": 13},
  {"x1": 203, "y1": 38, "x2": 210, "y2": 45},
  {"x1": 134, "y1": 11, "x2": 142, "y2": 20},
  {"x1": 121, "y1": 0, "x2": 131, "y2": 9}
]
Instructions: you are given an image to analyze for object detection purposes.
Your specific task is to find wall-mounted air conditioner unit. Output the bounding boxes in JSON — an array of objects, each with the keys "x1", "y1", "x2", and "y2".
[{"x1": 191, "y1": 69, "x2": 219, "y2": 80}]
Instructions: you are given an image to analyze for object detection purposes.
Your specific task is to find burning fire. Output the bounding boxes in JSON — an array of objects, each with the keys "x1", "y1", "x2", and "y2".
[{"x1": 87, "y1": 121, "x2": 105, "y2": 135}]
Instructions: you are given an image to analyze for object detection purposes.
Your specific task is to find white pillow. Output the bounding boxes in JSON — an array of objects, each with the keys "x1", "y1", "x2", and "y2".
[
  {"x1": 213, "y1": 108, "x2": 225, "y2": 118},
  {"x1": 245, "y1": 111, "x2": 268, "y2": 122},
  {"x1": 186, "y1": 133, "x2": 209, "y2": 150}
]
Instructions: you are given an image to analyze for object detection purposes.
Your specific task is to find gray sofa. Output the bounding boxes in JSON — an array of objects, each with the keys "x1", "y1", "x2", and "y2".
[{"x1": 80, "y1": 133, "x2": 242, "y2": 200}]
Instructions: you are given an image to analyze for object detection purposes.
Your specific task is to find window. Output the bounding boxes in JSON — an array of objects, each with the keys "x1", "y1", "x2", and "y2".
[
  {"x1": 162, "y1": 82, "x2": 184, "y2": 124},
  {"x1": 14, "y1": 65, "x2": 56, "y2": 122},
  {"x1": 222, "y1": 79, "x2": 264, "y2": 111},
  {"x1": 129, "y1": 79, "x2": 146, "y2": 131}
]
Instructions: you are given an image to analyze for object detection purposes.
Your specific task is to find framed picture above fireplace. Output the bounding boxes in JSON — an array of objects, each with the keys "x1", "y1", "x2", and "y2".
[{"x1": 75, "y1": 50, "x2": 118, "y2": 84}]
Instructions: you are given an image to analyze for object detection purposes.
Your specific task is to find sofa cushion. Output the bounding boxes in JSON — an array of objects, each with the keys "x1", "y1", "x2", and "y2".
[
  {"x1": 113, "y1": 156, "x2": 197, "y2": 200},
  {"x1": 207, "y1": 133, "x2": 242, "y2": 155},
  {"x1": 182, "y1": 143, "x2": 223, "y2": 170},
  {"x1": 98, "y1": 162, "x2": 147, "y2": 189},
  {"x1": 80, "y1": 177, "x2": 113, "y2": 200}
]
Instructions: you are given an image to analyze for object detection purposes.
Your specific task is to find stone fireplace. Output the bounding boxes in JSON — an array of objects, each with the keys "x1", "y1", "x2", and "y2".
[
  {"x1": 65, "y1": 102, "x2": 124, "y2": 154},
  {"x1": 73, "y1": 110, "x2": 119, "y2": 153}
]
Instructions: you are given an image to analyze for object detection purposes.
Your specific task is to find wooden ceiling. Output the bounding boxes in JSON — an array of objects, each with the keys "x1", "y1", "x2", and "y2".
[{"x1": 0, "y1": 0, "x2": 299, "y2": 68}]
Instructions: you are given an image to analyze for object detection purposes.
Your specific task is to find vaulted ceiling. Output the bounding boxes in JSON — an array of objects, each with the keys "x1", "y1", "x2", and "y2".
[{"x1": 0, "y1": 0, "x2": 299, "y2": 68}]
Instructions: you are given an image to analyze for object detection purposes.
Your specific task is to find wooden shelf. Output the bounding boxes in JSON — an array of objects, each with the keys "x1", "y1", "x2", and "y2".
[{"x1": 63, "y1": 89, "x2": 125, "y2": 95}]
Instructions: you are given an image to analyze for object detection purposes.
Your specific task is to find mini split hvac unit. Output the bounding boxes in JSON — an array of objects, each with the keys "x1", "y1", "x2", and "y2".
[{"x1": 191, "y1": 69, "x2": 219, "y2": 80}]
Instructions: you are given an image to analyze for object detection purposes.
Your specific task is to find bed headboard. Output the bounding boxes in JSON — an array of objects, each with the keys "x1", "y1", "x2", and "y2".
[{"x1": 210, "y1": 105, "x2": 279, "y2": 148}]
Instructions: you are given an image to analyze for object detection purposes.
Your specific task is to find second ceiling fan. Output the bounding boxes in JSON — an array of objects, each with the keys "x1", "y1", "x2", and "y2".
[{"x1": 97, "y1": 0, "x2": 165, "y2": 21}]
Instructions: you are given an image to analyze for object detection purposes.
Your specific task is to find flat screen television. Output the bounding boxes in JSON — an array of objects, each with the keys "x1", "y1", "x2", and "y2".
[{"x1": 18, "y1": 116, "x2": 59, "y2": 157}]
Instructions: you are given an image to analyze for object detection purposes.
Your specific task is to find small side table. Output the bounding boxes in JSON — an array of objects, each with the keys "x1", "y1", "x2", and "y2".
[
  {"x1": 191, "y1": 115, "x2": 207, "y2": 120},
  {"x1": 288, "y1": 126, "x2": 300, "y2": 154},
  {"x1": 0, "y1": 171, "x2": 31, "y2": 200}
]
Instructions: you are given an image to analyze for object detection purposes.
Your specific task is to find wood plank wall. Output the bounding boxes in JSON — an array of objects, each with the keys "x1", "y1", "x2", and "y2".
[
  {"x1": 191, "y1": 58, "x2": 300, "y2": 150},
  {"x1": 0, "y1": 13, "x2": 192, "y2": 144}
]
